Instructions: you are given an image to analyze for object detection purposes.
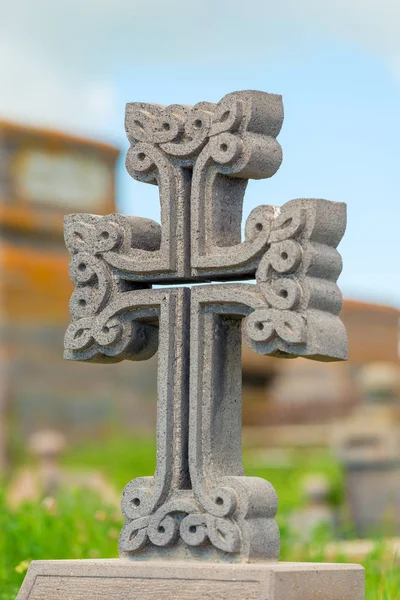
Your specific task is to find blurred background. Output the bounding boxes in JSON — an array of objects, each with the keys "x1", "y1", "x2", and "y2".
[{"x1": 0, "y1": 2, "x2": 400, "y2": 598}]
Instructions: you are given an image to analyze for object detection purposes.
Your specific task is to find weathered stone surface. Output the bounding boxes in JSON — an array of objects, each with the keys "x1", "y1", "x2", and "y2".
[
  {"x1": 17, "y1": 559, "x2": 365, "y2": 600},
  {"x1": 61, "y1": 90, "x2": 349, "y2": 563},
  {"x1": 123, "y1": 90, "x2": 284, "y2": 282}
]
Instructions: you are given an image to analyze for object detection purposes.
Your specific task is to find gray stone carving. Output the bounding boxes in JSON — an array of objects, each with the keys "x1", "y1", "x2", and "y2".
[{"x1": 63, "y1": 90, "x2": 347, "y2": 562}]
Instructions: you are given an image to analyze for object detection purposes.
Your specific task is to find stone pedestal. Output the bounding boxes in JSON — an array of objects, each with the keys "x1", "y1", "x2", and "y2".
[{"x1": 17, "y1": 559, "x2": 364, "y2": 600}]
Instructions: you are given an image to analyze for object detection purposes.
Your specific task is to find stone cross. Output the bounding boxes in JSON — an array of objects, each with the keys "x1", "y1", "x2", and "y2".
[{"x1": 64, "y1": 90, "x2": 347, "y2": 563}]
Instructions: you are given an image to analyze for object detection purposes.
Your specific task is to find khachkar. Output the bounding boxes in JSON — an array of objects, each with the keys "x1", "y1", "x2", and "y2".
[{"x1": 17, "y1": 91, "x2": 364, "y2": 599}]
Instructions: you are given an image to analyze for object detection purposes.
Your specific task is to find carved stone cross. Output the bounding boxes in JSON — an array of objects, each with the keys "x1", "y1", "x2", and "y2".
[{"x1": 64, "y1": 90, "x2": 347, "y2": 563}]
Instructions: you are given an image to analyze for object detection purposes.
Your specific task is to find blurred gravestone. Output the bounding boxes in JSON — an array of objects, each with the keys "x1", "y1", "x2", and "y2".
[
  {"x1": 7, "y1": 429, "x2": 119, "y2": 509},
  {"x1": 289, "y1": 475, "x2": 336, "y2": 541},
  {"x1": 335, "y1": 362, "x2": 400, "y2": 536},
  {"x1": 17, "y1": 91, "x2": 364, "y2": 599}
]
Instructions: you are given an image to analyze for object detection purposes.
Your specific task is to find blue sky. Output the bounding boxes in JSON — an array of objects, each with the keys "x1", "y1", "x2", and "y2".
[{"x1": 2, "y1": 0, "x2": 400, "y2": 306}]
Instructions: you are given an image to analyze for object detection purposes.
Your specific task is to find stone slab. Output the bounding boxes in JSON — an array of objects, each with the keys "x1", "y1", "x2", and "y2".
[{"x1": 17, "y1": 558, "x2": 364, "y2": 600}]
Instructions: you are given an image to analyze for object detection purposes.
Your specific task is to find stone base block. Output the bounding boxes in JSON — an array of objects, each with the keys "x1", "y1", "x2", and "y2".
[{"x1": 16, "y1": 558, "x2": 364, "y2": 600}]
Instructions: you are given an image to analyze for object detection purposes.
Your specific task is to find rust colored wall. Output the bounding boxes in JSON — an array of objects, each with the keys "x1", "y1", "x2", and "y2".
[{"x1": 241, "y1": 301, "x2": 400, "y2": 425}]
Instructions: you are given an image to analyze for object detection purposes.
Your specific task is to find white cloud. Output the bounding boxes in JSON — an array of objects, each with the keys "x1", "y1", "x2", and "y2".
[
  {"x1": 0, "y1": 33, "x2": 118, "y2": 138},
  {"x1": 0, "y1": 0, "x2": 399, "y2": 135},
  {"x1": 295, "y1": 0, "x2": 400, "y2": 79}
]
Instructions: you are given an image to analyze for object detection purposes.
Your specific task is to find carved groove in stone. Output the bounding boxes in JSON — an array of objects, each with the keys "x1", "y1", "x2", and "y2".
[{"x1": 64, "y1": 89, "x2": 348, "y2": 562}]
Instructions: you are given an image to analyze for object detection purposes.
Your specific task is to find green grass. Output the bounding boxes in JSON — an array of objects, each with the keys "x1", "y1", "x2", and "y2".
[
  {"x1": 0, "y1": 488, "x2": 122, "y2": 600},
  {"x1": 1, "y1": 435, "x2": 399, "y2": 599}
]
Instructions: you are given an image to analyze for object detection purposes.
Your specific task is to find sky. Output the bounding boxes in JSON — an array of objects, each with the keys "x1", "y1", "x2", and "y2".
[{"x1": 1, "y1": 0, "x2": 400, "y2": 306}]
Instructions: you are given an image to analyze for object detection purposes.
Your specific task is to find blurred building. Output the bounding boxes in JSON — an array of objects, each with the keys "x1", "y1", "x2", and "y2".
[
  {"x1": 0, "y1": 120, "x2": 117, "y2": 320},
  {"x1": 242, "y1": 302, "x2": 400, "y2": 425},
  {"x1": 0, "y1": 122, "x2": 156, "y2": 473}
]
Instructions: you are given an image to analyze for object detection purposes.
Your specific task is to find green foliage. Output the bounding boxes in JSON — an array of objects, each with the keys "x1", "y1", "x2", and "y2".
[
  {"x1": 1, "y1": 435, "x2": 399, "y2": 599},
  {"x1": 63, "y1": 434, "x2": 157, "y2": 491},
  {"x1": 0, "y1": 488, "x2": 122, "y2": 600}
]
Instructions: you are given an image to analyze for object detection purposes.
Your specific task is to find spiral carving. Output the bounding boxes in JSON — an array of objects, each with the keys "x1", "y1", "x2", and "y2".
[
  {"x1": 64, "y1": 214, "x2": 160, "y2": 362},
  {"x1": 126, "y1": 98, "x2": 272, "y2": 175},
  {"x1": 242, "y1": 198, "x2": 347, "y2": 360},
  {"x1": 65, "y1": 216, "x2": 116, "y2": 357},
  {"x1": 245, "y1": 308, "x2": 307, "y2": 345},
  {"x1": 119, "y1": 495, "x2": 241, "y2": 555},
  {"x1": 126, "y1": 99, "x2": 250, "y2": 163},
  {"x1": 125, "y1": 93, "x2": 283, "y2": 183}
]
